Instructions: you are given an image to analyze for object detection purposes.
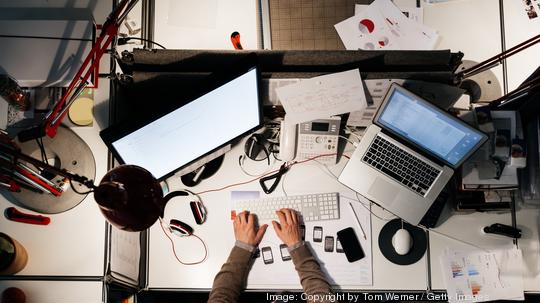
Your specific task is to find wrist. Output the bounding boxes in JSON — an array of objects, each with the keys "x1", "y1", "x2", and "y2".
[
  {"x1": 235, "y1": 240, "x2": 256, "y2": 253},
  {"x1": 287, "y1": 240, "x2": 304, "y2": 252}
]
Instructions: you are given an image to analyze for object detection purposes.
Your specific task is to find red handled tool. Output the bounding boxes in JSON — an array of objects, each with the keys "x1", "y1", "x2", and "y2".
[{"x1": 5, "y1": 207, "x2": 51, "y2": 225}]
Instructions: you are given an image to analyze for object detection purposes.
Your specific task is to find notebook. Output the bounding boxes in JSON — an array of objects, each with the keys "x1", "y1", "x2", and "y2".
[{"x1": 339, "y1": 83, "x2": 487, "y2": 224}]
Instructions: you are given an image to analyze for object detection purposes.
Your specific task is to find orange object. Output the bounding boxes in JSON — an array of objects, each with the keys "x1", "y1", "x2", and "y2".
[{"x1": 230, "y1": 31, "x2": 243, "y2": 50}]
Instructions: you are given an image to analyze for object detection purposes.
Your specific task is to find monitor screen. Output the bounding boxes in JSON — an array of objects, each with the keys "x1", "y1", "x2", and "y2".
[
  {"x1": 376, "y1": 85, "x2": 487, "y2": 168},
  {"x1": 104, "y1": 65, "x2": 262, "y2": 180}
]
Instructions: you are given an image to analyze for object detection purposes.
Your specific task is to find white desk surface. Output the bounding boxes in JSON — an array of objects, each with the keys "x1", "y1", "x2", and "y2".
[
  {"x1": 502, "y1": 0, "x2": 540, "y2": 91},
  {"x1": 153, "y1": 0, "x2": 259, "y2": 50},
  {"x1": 147, "y1": 140, "x2": 428, "y2": 290},
  {"x1": 0, "y1": 0, "x2": 112, "y2": 279},
  {"x1": 0, "y1": 82, "x2": 111, "y2": 277},
  {"x1": 515, "y1": 205, "x2": 540, "y2": 291},
  {"x1": 0, "y1": 280, "x2": 103, "y2": 303},
  {"x1": 428, "y1": 210, "x2": 515, "y2": 290},
  {"x1": 423, "y1": 0, "x2": 504, "y2": 96}
]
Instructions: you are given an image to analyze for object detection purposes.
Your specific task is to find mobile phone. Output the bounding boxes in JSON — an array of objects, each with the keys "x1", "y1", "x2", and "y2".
[
  {"x1": 300, "y1": 224, "x2": 306, "y2": 240},
  {"x1": 313, "y1": 226, "x2": 323, "y2": 242},
  {"x1": 280, "y1": 244, "x2": 291, "y2": 261},
  {"x1": 337, "y1": 227, "x2": 365, "y2": 262},
  {"x1": 336, "y1": 237, "x2": 344, "y2": 253},
  {"x1": 324, "y1": 236, "x2": 334, "y2": 252},
  {"x1": 262, "y1": 246, "x2": 273, "y2": 264}
]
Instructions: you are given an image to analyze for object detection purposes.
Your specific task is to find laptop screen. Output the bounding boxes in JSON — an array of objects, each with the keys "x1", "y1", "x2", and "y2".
[{"x1": 376, "y1": 85, "x2": 487, "y2": 168}]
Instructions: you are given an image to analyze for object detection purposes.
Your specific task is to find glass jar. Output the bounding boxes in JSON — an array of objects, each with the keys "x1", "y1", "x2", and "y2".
[{"x1": 0, "y1": 75, "x2": 30, "y2": 111}]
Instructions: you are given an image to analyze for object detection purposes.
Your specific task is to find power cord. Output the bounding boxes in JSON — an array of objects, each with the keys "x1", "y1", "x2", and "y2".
[{"x1": 117, "y1": 37, "x2": 166, "y2": 49}]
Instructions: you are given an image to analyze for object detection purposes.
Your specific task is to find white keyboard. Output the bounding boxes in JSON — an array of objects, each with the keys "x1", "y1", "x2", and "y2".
[{"x1": 231, "y1": 192, "x2": 340, "y2": 222}]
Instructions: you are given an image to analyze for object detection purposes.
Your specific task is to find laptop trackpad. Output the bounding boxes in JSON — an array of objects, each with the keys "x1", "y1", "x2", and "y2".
[{"x1": 368, "y1": 177, "x2": 399, "y2": 206}]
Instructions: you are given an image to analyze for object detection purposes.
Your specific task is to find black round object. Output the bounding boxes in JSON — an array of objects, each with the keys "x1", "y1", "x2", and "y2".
[
  {"x1": 181, "y1": 155, "x2": 225, "y2": 187},
  {"x1": 378, "y1": 218, "x2": 427, "y2": 265}
]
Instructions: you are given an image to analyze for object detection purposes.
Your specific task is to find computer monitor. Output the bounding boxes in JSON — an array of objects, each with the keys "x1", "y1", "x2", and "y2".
[{"x1": 100, "y1": 57, "x2": 263, "y2": 180}]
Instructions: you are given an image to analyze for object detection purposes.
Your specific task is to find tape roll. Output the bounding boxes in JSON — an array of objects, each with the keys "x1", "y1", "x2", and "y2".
[{"x1": 68, "y1": 97, "x2": 93, "y2": 126}]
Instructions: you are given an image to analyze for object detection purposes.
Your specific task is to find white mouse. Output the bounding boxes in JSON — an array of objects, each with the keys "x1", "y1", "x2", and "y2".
[{"x1": 391, "y1": 228, "x2": 413, "y2": 255}]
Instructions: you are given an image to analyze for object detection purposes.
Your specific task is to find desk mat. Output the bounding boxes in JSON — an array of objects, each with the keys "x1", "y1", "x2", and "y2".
[{"x1": 269, "y1": 0, "x2": 361, "y2": 50}]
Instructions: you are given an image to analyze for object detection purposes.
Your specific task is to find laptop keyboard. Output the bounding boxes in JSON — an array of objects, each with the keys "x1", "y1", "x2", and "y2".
[{"x1": 362, "y1": 135, "x2": 441, "y2": 196}]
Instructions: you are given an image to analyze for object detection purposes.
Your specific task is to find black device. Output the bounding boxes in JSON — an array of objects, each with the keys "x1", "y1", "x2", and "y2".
[
  {"x1": 337, "y1": 227, "x2": 365, "y2": 262},
  {"x1": 252, "y1": 247, "x2": 260, "y2": 259},
  {"x1": 280, "y1": 244, "x2": 291, "y2": 261},
  {"x1": 336, "y1": 237, "x2": 344, "y2": 253},
  {"x1": 100, "y1": 54, "x2": 263, "y2": 181},
  {"x1": 300, "y1": 224, "x2": 305, "y2": 240},
  {"x1": 262, "y1": 246, "x2": 273, "y2": 264},
  {"x1": 324, "y1": 236, "x2": 334, "y2": 252},
  {"x1": 313, "y1": 226, "x2": 323, "y2": 242}
]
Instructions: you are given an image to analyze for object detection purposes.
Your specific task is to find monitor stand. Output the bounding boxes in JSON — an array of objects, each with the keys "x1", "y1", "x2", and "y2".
[{"x1": 181, "y1": 155, "x2": 224, "y2": 187}]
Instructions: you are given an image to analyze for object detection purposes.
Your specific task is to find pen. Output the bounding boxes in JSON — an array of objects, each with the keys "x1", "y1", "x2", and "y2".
[{"x1": 349, "y1": 202, "x2": 367, "y2": 240}]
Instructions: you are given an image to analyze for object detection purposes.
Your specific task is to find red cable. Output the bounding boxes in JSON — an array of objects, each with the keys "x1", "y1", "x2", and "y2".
[{"x1": 159, "y1": 218, "x2": 208, "y2": 265}]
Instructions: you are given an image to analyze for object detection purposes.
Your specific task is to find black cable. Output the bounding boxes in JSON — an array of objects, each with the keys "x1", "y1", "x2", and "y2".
[
  {"x1": 117, "y1": 37, "x2": 166, "y2": 49},
  {"x1": 69, "y1": 179, "x2": 94, "y2": 195}
]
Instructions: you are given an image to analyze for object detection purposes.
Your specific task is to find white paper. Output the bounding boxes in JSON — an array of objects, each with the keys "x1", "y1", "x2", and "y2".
[
  {"x1": 440, "y1": 248, "x2": 524, "y2": 303},
  {"x1": 275, "y1": 69, "x2": 368, "y2": 125},
  {"x1": 110, "y1": 228, "x2": 141, "y2": 284},
  {"x1": 336, "y1": 0, "x2": 438, "y2": 50},
  {"x1": 347, "y1": 79, "x2": 404, "y2": 127},
  {"x1": 355, "y1": 4, "x2": 424, "y2": 23},
  {"x1": 231, "y1": 193, "x2": 373, "y2": 287}
]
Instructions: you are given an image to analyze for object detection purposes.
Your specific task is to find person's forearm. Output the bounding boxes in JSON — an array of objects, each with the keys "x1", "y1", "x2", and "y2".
[
  {"x1": 208, "y1": 245, "x2": 252, "y2": 303},
  {"x1": 290, "y1": 242, "x2": 333, "y2": 303}
]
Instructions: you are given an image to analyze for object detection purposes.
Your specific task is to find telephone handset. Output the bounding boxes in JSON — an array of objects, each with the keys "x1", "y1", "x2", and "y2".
[
  {"x1": 279, "y1": 119, "x2": 297, "y2": 161},
  {"x1": 279, "y1": 116, "x2": 341, "y2": 164}
]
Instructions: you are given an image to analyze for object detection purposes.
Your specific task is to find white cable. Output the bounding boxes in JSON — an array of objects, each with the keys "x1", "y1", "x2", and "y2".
[{"x1": 338, "y1": 135, "x2": 358, "y2": 147}]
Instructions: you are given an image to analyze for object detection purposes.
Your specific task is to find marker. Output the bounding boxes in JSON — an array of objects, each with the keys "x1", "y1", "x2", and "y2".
[{"x1": 349, "y1": 202, "x2": 367, "y2": 240}]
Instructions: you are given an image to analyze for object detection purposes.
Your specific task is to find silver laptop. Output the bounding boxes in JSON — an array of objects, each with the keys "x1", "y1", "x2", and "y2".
[{"x1": 339, "y1": 83, "x2": 487, "y2": 225}]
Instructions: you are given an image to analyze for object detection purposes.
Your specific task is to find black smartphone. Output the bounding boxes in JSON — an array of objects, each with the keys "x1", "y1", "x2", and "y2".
[
  {"x1": 324, "y1": 236, "x2": 334, "y2": 252},
  {"x1": 262, "y1": 246, "x2": 273, "y2": 264},
  {"x1": 300, "y1": 224, "x2": 306, "y2": 240},
  {"x1": 313, "y1": 226, "x2": 323, "y2": 242},
  {"x1": 337, "y1": 227, "x2": 365, "y2": 262},
  {"x1": 336, "y1": 237, "x2": 344, "y2": 253},
  {"x1": 280, "y1": 244, "x2": 291, "y2": 261}
]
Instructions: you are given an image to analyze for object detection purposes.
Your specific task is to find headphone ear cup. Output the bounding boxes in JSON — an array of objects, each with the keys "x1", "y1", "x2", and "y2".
[
  {"x1": 190, "y1": 201, "x2": 207, "y2": 225},
  {"x1": 169, "y1": 219, "x2": 194, "y2": 237}
]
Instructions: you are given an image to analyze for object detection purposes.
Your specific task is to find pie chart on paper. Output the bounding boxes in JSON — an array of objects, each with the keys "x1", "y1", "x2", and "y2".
[{"x1": 358, "y1": 19, "x2": 375, "y2": 34}]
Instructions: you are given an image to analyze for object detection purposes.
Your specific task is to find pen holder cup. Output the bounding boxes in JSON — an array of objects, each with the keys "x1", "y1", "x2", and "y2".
[{"x1": 0, "y1": 233, "x2": 28, "y2": 275}]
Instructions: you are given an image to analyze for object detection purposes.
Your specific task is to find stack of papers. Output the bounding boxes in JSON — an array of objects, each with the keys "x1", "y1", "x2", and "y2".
[
  {"x1": 334, "y1": 0, "x2": 438, "y2": 50},
  {"x1": 440, "y1": 248, "x2": 524, "y2": 303},
  {"x1": 275, "y1": 69, "x2": 368, "y2": 125}
]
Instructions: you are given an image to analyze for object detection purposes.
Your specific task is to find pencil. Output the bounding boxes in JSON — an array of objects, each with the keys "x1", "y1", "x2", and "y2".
[{"x1": 349, "y1": 202, "x2": 367, "y2": 240}]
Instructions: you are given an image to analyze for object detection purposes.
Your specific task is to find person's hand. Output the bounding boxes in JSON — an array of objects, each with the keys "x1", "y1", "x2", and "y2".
[
  {"x1": 233, "y1": 211, "x2": 268, "y2": 246},
  {"x1": 272, "y1": 208, "x2": 301, "y2": 247}
]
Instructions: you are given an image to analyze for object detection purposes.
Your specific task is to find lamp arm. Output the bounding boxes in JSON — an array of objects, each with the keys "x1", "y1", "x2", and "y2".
[
  {"x1": 455, "y1": 33, "x2": 540, "y2": 82},
  {"x1": 17, "y1": 0, "x2": 140, "y2": 142},
  {"x1": 0, "y1": 143, "x2": 96, "y2": 191}
]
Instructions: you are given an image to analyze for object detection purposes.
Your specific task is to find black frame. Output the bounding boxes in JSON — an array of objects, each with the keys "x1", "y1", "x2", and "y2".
[{"x1": 100, "y1": 53, "x2": 264, "y2": 180}]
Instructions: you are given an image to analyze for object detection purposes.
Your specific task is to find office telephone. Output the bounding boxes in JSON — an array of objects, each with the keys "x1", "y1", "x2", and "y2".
[{"x1": 279, "y1": 117, "x2": 341, "y2": 165}]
